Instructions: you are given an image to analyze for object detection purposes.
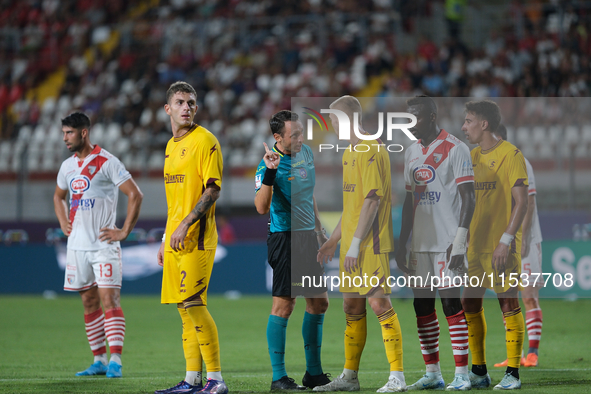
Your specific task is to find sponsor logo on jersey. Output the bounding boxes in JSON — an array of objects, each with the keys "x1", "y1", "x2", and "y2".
[
  {"x1": 292, "y1": 159, "x2": 305, "y2": 167},
  {"x1": 255, "y1": 174, "x2": 262, "y2": 189},
  {"x1": 343, "y1": 182, "x2": 356, "y2": 192},
  {"x1": 164, "y1": 173, "x2": 186, "y2": 184},
  {"x1": 70, "y1": 175, "x2": 91, "y2": 193},
  {"x1": 299, "y1": 168, "x2": 307, "y2": 178},
  {"x1": 413, "y1": 165, "x2": 436, "y2": 185},
  {"x1": 475, "y1": 181, "x2": 497, "y2": 190},
  {"x1": 70, "y1": 198, "x2": 96, "y2": 210},
  {"x1": 413, "y1": 191, "x2": 441, "y2": 204}
]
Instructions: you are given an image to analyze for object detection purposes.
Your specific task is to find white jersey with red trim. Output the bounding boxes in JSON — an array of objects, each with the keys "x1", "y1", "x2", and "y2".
[
  {"x1": 404, "y1": 130, "x2": 474, "y2": 253},
  {"x1": 57, "y1": 145, "x2": 131, "y2": 251},
  {"x1": 525, "y1": 158, "x2": 543, "y2": 244}
]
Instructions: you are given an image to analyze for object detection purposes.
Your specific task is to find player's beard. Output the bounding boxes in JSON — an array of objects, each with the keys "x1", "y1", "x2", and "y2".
[{"x1": 67, "y1": 140, "x2": 84, "y2": 152}]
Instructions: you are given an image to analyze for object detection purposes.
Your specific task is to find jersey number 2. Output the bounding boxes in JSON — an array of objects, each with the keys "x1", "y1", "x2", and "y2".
[{"x1": 180, "y1": 270, "x2": 187, "y2": 293}]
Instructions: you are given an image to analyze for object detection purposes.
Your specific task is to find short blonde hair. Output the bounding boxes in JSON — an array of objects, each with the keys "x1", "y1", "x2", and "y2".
[{"x1": 330, "y1": 95, "x2": 363, "y2": 123}]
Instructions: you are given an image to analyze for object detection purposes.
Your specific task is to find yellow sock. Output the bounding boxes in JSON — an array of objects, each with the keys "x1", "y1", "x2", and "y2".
[
  {"x1": 184, "y1": 304, "x2": 221, "y2": 372},
  {"x1": 504, "y1": 308, "x2": 525, "y2": 369},
  {"x1": 178, "y1": 305, "x2": 202, "y2": 372},
  {"x1": 377, "y1": 308, "x2": 403, "y2": 371},
  {"x1": 465, "y1": 308, "x2": 487, "y2": 366},
  {"x1": 344, "y1": 311, "x2": 367, "y2": 371}
]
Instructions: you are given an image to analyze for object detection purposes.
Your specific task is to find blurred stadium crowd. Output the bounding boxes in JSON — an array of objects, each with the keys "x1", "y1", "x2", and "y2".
[{"x1": 1, "y1": 0, "x2": 591, "y2": 176}]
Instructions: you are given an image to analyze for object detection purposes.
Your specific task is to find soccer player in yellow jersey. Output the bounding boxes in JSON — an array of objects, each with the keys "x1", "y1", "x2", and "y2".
[
  {"x1": 315, "y1": 96, "x2": 405, "y2": 393},
  {"x1": 155, "y1": 81, "x2": 228, "y2": 394},
  {"x1": 461, "y1": 100, "x2": 528, "y2": 391}
]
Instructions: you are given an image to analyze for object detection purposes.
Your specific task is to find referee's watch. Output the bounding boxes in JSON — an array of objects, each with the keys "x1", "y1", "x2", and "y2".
[{"x1": 315, "y1": 228, "x2": 326, "y2": 236}]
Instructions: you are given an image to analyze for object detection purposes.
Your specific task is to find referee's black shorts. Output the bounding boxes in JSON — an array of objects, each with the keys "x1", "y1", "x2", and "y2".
[{"x1": 267, "y1": 230, "x2": 327, "y2": 297}]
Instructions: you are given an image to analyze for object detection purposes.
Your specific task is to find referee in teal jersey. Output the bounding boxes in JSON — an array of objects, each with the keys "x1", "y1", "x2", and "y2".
[{"x1": 254, "y1": 110, "x2": 331, "y2": 391}]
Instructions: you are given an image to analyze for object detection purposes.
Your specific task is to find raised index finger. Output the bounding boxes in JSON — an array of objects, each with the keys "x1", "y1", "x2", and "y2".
[{"x1": 263, "y1": 142, "x2": 271, "y2": 154}]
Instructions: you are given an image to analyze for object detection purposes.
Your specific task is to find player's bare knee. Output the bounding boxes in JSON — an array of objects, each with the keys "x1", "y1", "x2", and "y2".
[
  {"x1": 99, "y1": 288, "x2": 121, "y2": 310},
  {"x1": 80, "y1": 287, "x2": 101, "y2": 312},
  {"x1": 306, "y1": 296, "x2": 329, "y2": 314},
  {"x1": 522, "y1": 296, "x2": 539, "y2": 310},
  {"x1": 461, "y1": 296, "x2": 482, "y2": 314},
  {"x1": 271, "y1": 296, "x2": 296, "y2": 318},
  {"x1": 497, "y1": 291, "x2": 520, "y2": 312},
  {"x1": 343, "y1": 297, "x2": 366, "y2": 315},
  {"x1": 368, "y1": 296, "x2": 392, "y2": 316}
]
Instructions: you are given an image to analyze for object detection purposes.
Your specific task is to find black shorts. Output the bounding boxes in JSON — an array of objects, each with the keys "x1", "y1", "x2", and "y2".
[{"x1": 267, "y1": 230, "x2": 327, "y2": 297}]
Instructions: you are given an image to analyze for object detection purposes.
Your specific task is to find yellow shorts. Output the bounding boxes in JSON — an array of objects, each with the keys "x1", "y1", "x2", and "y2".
[
  {"x1": 161, "y1": 248, "x2": 215, "y2": 305},
  {"x1": 339, "y1": 250, "x2": 391, "y2": 296},
  {"x1": 467, "y1": 250, "x2": 522, "y2": 293}
]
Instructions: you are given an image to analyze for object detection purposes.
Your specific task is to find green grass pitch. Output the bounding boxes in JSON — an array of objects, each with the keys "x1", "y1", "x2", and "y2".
[{"x1": 0, "y1": 295, "x2": 590, "y2": 393}]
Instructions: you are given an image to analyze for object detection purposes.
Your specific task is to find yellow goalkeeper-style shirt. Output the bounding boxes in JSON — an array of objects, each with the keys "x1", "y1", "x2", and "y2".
[
  {"x1": 340, "y1": 143, "x2": 394, "y2": 257},
  {"x1": 469, "y1": 140, "x2": 528, "y2": 254},
  {"x1": 163, "y1": 124, "x2": 223, "y2": 252}
]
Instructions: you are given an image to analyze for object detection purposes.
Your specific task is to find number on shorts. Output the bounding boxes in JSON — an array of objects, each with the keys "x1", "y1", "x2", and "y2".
[
  {"x1": 524, "y1": 262, "x2": 531, "y2": 275},
  {"x1": 100, "y1": 263, "x2": 113, "y2": 278},
  {"x1": 180, "y1": 270, "x2": 187, "y2": 293},
  {"x1": 438, "y1": 261, "x2": 445, "y2": 277}
]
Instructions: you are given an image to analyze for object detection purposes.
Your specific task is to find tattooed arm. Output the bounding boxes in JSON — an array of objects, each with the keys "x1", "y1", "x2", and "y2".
[{"x1": 169, "y1": 184, "x2": 221, "y2": 251}]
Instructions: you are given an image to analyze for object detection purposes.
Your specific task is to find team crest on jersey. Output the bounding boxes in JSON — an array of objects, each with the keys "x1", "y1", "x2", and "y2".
[
  {"x1": 299, "y1": 168, "x2": 307, "y2": 178},
  {"x1": 488, "y1": 160, "x2": 496, "y2": 169},
  {"x1": 180, "y1": 148, "x2": 187, "y2": 158},
  {"x1": 67, "y1": 274, "x2": 75, "y2": 284},
  {"x1": 88, "y1": 165, "x2": 97, "y2": 175},
  {"x1": 433, "y1": 153, "x2": 442, "y2": 163},
  {"x1": 413, "y1": 165, "x2": 436, "y2": 185},
  {"x1": 70, "y1": 175, "x2": 91, "y2": 193}
]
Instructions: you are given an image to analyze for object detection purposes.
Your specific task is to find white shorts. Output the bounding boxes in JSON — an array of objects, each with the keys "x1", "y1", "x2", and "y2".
[
  {"x1": 408, "y1": 251, "x2": 467, "y2": 289},
  {"x1": 521, "y1": 242, "x2": 542, "y2": 288},
  {"x1": 64, "y1": 246, "x2": 122, "y2": 292}
]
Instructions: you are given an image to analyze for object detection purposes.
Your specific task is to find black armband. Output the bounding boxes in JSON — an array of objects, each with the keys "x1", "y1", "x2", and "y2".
[{"x1": 262, "y1": 168, "x2": 277, "y2": 186}]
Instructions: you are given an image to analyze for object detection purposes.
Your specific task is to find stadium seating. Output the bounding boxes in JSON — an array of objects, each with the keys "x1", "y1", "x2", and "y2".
[{"x1": 0, "y1": 0, "x2": 590, "y2": 180}]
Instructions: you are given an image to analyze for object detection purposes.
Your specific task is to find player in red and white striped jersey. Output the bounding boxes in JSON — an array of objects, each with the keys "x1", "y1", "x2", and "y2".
[
  {"x1": 493, "y1": 124, "x2": 544, "y2": 369},
  {"x1": 396, "y1": 96, "x2": 476, "y2": 391},
  {"x1": 53, "y1": 112, "x2": 143, "y2": 378}
]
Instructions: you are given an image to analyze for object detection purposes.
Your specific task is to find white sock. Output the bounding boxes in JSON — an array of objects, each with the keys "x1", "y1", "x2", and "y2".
[
  {"x1": 390, "y1": 371, "x2": 405, "y2": 385},
  {"x1": 207, "y1": 372, "x2": 223, "y2": 381},
  {"x1": 94, "y1": 354, "x2": 108, "y2": 365},
  {"x1": 185, "y1": 371, "x2": 201, "y2": 385},
  {"x1": 342, "y1": 369, "x2": 358, "y2": 380},
  {"x1": 109, "y1": 353, "x2": 122, "y2": 365},
  {"x1": 455, "y1": 366, "x2": 469, "y2": 375},
  {"x1": 426, "y1": 362, "x2": 441, "y2": 374}
]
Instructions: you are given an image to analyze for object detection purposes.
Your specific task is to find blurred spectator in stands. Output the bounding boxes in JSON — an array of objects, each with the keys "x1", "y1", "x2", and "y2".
[{"x1": 217, "y1": 215, "x2": 236, "y2": 245}]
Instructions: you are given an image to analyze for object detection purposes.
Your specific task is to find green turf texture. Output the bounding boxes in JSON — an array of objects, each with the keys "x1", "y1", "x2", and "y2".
[{"x1": 0, "y1": 296, "x2": 589, "y2": 393}]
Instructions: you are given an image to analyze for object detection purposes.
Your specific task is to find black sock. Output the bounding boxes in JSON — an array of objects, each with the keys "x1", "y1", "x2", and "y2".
[
  {"x1": 472, "y1": 364, "x2": 488, "y2": 376},
  {"x1": 506, "y1": 367, "x2": 519, "y2": 379}
]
